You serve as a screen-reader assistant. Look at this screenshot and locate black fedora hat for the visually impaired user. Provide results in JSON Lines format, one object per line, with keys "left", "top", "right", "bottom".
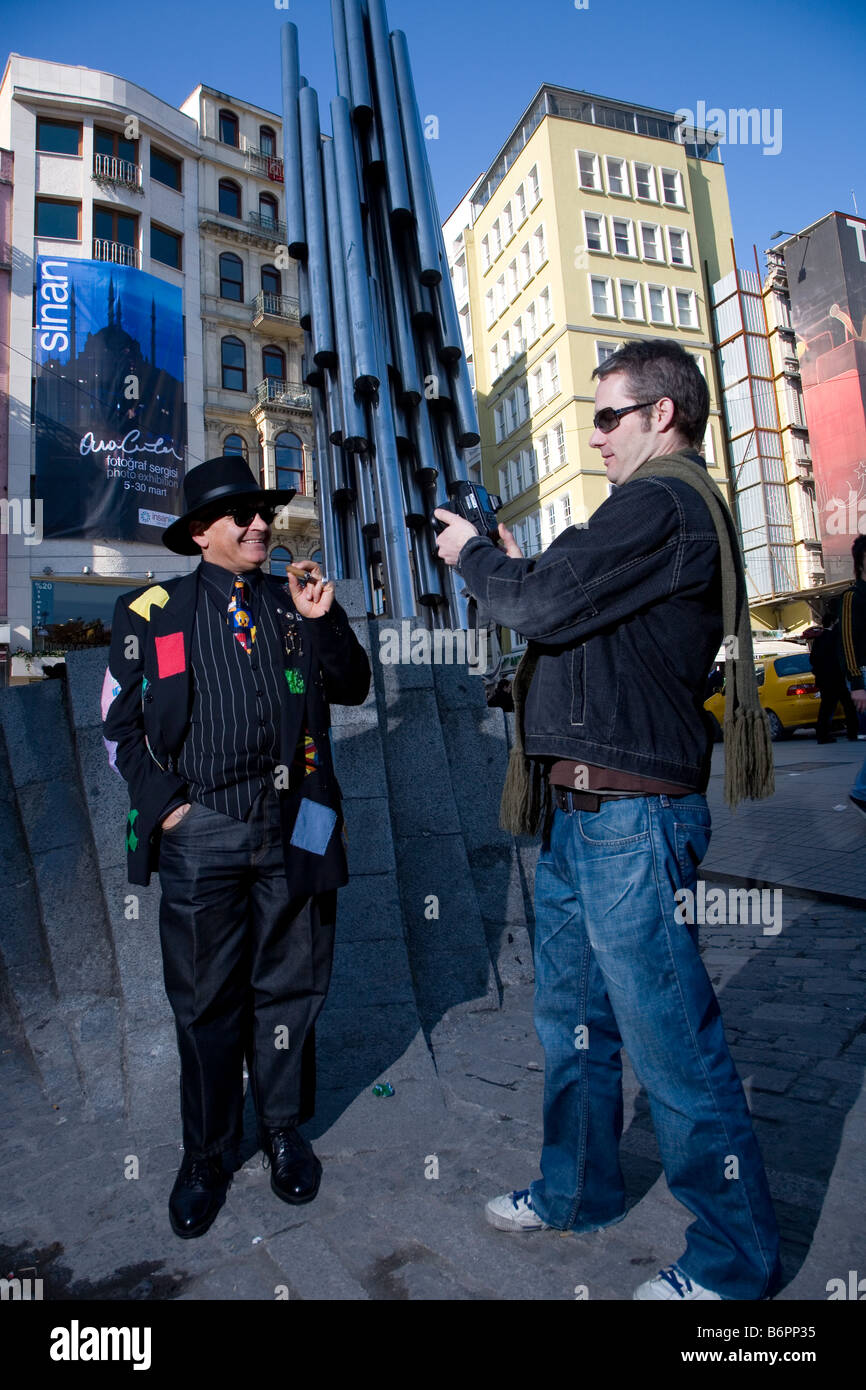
{"left": 162, "top": 455, "right": 297, "bottom": 556}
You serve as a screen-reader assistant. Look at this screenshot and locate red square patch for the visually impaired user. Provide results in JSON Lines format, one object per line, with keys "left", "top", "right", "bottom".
{"left": 155, "top": 632, "right": 186, "bottom": 679}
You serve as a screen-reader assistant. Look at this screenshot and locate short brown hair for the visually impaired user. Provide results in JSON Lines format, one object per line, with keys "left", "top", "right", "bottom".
{"left": 593, "top": 339, "right": 710, "bottom": 448}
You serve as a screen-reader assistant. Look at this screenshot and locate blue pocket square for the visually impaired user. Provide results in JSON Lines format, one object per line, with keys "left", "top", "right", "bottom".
{"left": 290, "top": 799, "right": 338, "bottom": 856}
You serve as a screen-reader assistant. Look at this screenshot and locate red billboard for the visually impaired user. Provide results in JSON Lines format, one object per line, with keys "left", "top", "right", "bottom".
{"left": 784, "top": 213, "right": 866, "bottom": 584}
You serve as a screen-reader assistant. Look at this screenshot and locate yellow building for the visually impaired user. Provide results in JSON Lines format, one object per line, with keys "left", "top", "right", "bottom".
{"left": 445, "top": 85, "right": 736, "bottom": 651}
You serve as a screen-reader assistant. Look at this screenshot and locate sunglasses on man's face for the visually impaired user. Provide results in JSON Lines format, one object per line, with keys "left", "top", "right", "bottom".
{"left": 224, "top": 503, "right": 278, "bottom": 527}
{"left": 592, "top": 400, "right": 660, "bottom": 434}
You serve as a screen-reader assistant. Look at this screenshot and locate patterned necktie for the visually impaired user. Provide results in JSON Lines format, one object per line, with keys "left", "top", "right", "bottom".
{"left": 228, "top": 576, "right": 256, "bottom": 653}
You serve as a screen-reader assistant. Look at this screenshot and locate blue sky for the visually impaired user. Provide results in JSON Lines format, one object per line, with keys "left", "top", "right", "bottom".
{"left": 4, "top": 0, "right": 865, "bottom": 262}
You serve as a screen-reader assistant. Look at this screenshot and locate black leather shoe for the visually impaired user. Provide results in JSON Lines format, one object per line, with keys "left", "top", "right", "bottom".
{"left": 264, "top": 1126, "right": 322, "bottom": 1205}
{"left": 169, "top": 1154, "right": 230, "bottom": 1239}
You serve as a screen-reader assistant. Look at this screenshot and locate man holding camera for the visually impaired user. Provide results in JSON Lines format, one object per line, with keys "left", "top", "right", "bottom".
{"left": 104, "top": 455, "right": 370, "bottom": 1238}
{"left": 435, "top": 340, "right": 780, "bottom": 1301}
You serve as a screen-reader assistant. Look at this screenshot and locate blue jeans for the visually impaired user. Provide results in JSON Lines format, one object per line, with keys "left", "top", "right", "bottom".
{"left": 529, "top": 794, "right": 781, "bottom": 1299}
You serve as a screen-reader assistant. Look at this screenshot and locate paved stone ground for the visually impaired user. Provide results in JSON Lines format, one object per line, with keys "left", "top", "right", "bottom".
{"left": 1, "top": 742, "right": 864, "bottom": 1301}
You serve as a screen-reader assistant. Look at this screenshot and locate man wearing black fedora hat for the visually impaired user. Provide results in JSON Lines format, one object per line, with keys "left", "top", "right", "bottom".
{"left": 103, "top": 455, "right": 370, "bottom": 1238}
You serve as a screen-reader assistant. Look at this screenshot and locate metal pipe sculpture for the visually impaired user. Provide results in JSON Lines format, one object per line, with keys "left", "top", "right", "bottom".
{"left": 280, "top": 6, "right": 480, "bottom": 621}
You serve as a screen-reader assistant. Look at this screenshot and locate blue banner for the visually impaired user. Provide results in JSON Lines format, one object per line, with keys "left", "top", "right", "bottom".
{"left": 34, "top": 257, "right": 185, "bottom": 542}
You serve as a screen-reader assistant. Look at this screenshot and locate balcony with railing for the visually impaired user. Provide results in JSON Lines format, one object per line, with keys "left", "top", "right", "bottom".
{"left": 244, "top": 147, "right": 284, "bottom": 182}
{"left": 248, "top": 210, "right": 287, "bottom": 242}
{"left": 92, "top": 153, "right": 143, "bottom": 193}
{"left": 252, "top": 378, "right": 311, "bottom": 413}
{"left": 250, "top": 292, "right": 301, "bottom": 332}
{"left": 92, "top": 238, "right": 141, "bottom": 268}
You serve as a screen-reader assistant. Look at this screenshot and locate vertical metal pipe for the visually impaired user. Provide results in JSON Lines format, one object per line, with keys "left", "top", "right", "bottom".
{"left": 390, "top": 30, "right": 441, "bottom": 286}
{"left": 368, "top": 277, "right": 418, "bottom": 616}
{"left": 400, "top": 226, "right": 435, "bottom": 328}
{"left": 322, "top": 140, "right": 369, "bottom": 451}
{"left": 408, "top": 395, "right": 439, "bottom": 483}
{"left": 310, "top": 384, "right": 341, "bottom": 577}
{"left": 325, "top": 367, "right": 343, "bottom": 444}
{"left": 297, "top": 258, "right": 312, "bottom": 332}
{"left": 417, "top": 331, "right": 452, "bottom": 408}
{"left": 354, "top": 453, "right": 377, "bottom": 532}
{"left": 280, "top": 23, "right": 306, "bottom": 257}
{"left": 331, "top": 96, "right": 379, "bottom": 392}
{"left": 372, "top": 183, "right": 422, "bottom": 404}
{"left": 366, "top": 0, "right": 412, "bottom": 219}
{"left": 435, "top": 409, "right": 468, "bottom": 490}
{"left": 299, "top": 86, "right": 336, "bottom": 367}
{"left": 330, "top": 0, "right": 353, "bottom": 105}
{"left": 449, "top": 358, "right": 481, "bottom": 447}
{"left": 343, "top": 0, "right": 373, "bottom": 124}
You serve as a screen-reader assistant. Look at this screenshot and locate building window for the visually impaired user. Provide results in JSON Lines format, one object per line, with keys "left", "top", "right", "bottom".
{"left": 539, "top": 286, "right": 552, "bottom": 329}
{"left": 527, "top": 164, "right": 540, "bottom": 206}
{"left": 526, "top": 301, "right": 538, "bottom": 342}
{"left": 501, "top": 331, "right": 511, "bottom": 366}
{"left": 485, "top": 289, "right": 495, "bottom": 328}
{"left": 530, "top": 366, "right": 545, "bottom": 411}
{"left": 490, "top": 343, "right": 500, "bottom": 380}
{"left": 275, "top": 431, "right": 304, "bottom": 492}
{"left": 660, "top": 168, "right": 683, "bottom": 206}
{"left": 151, "top": 222, "right": 181, "bottom": 269}
{"left": 546, "top": 353, "right": 561, "bottom": 398}
{"left": 495, "top": 274, "right": 507, "bottom": 316}
{"left": 515, "top": 183, "right": 527, "bottom": 224}
{"left": 224, "top": 434, "right": 247, "bottom": 457}
{"left": 36, "top": 117, "right": 82, "bottom": 156}
{"left": 221, "top": 336, "right": 247, "bottom": 391}
{"left": 94, "top": 205, "right": 137, "bottom": 248}
{"left": 151, "top": 146, "right": 182, "bottom": 190}
{"left": 611, "top": 217, "right": 634, "bottom": 256}
{"left": 269, "top": 546, "right": 295, "bottom": 576}
{"left": 560, "top": 493, "right": 572, "bottom": 529}
{"left": 640, "top": 222, "right": 662, "bottom": 260}
{"left": 494, "top": 404, "right": 504, "bottom": 443}
{"left": 667, "top": 227, "right": 690, "bottom": 267}
{"left": 533, "top": 225, "right": 547, "bottom": 270}
{"left": 538, "top": 433, "right": 551, "bottom": 475}
{"left": 481, "top": 235, "right": 491, "bottom": 272}
{"left": 618, "top": 279, "right": 643, "bottom": 320}
{"left": 590, "top": 275, "right": 614, "bottom": 316}
{"left": 675, "top": 289, "right": 698, "bottom": 328}
{"left": 219, "top": 179, "right": 242, "bottom": 219}
{"left": 503, "top": 202, "right": 514, "bottom": 243}
{"left": 513, "top": 316, "right": 525, "bottom": 355}
{"left": 648, "top": 285, "right": 670, "bottom": 325}
{"left": 518, "top": 242, "right": 532, "bottom": 287}
{"left": 578, "top": 150, "right": 600, "bottom": 191}
{"left": 219, "top": 252, "right": 244, "bottom": 301}
{"left": 605, "top": 155, "right": 628, "bottom": 196}
{"left": 554, "top": 423, "right": 567, "bottom": 468}
{"left": 263, "top": 344, "right": 286, "bottom": 380}
{"left": 259, "top": 192, "right": 279, "bottom": 228}
{"left": 219, "top": 109, "right": 239, "bottom": 146}
{"left": 545, "top": 501, "right": 557, "bottom": 544}
{"left": 633, "top": 162, "right": 656, "bottom": 200}
{"left": 584, "top": 212, "right": 607, "bottom": 253}
{"left": 507, "top": 259, "right": 519, "bottom": 301}
{"left": 517, "top": 382, "right": 530, "bottom": 423}
{"left": 260, "top": 125, "right": 277, "bottom": 157}
{"left": 498, "top": 465, "right": 511, "bottom": 503}
{"left": 596, "top": 341, "right": 619, "bottom": 366}
{"left": 491, "top": 218, "right": 502, "bottom": 258}
{"left": 261, "top": 264, "right": 281, "bottom": 296}
{"left": 34, "top": 197, "right": 80, "bottom": 240}
{"left": 95, "top": 125, "right": 137, "bottom": 165}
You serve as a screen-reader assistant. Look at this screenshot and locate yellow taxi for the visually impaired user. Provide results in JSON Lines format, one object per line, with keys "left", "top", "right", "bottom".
{"left": 704, "top": 651, "right": 845, "bottom": 742}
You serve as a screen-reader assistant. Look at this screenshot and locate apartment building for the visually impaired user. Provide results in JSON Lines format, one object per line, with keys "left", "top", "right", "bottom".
{"left": 448, "top": 84, "right": 734, "bottom": 648}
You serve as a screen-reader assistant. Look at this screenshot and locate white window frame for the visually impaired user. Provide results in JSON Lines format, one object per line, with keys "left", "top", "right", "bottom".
{"left": 530, "top": 366, "right": 545, "bottom": 411}
{"left": 539, "top": 285, "right": 552, "bottom": 330}
{"left": 498, "top": 465, "right": 511, "bottom": 503}
{"left": 481, "top": 234, "right": 491, "bottom": 273}
{"left": 660, "top": 167, "right": 684, "bottom": 207}
{"left": 544, "top": 501, "right": 557, "bottom": 546}
{"left": 516, "top": 382, "right": 530, "bottom": 423}
{"left": 515, "top": 183, "right": 527, "bottom": 225}
{"left": 617, "top": 278, "right": 644, "bottom": 322}
{"left": 491, "top": 218, "right": 502, "bottom": 258}
{"left": 519, "top": 242, "right": 532, "bottom": 287}
{"left": 589, "top": 274, "right": 615, "bottom": 317}
{"left": 507, "top": 258, "right": 519, "bottom": 302}
{"left": 560, "top": 491, "right": 572, "bottom": 529}
{"left": 501, "top": 330, "right": 511, "bottom": 365}
{"left": 513, "top": 315, "right": 525, "bottom": 356}
{"left": 605, "top": 155, "right": 630, "bottom": 197}
{"left": 494, "top": 404, "right": 504, "bottom": 443}
{"left": 527, "top": 164, "right": 540, "bottom": 207}
{"left": 577, "top": 149, "right": 601, "bottom": 191}
{"left": 533, "top": 223, "right": 548, "bottom": 271}
{"left": 503, "top": 201, "right": 514, "bottom": 243}
{"left": 490, "top": 343, "right": 500, "bottom": 379}
{"left": 595, "top": 340, "right": 619, "bottom": 367}
{"left": 583, "top": 211, "right": 608, "bottom": 254}
{"left": 538, "top": 432, "right": 551, "bottom": 475}
{"left": 632, "top": 161, "right": 657, "bottom": 201}
{"left": 647, "top": 283, "right": 671, "bottom": 325}
{"left": 666, "top": 226, "right": 691, "bottom": 268}
{"left": 526, "top": 301, "right": 538, "bottom": 343}
{"left": 525, "top": 445, "right": 538, "bottom": 485}
{"left": 674, "top": 287, "right": 698, "bottom": 329}
{"left": 640, "top": 221, "right": 663, "bottom": 262}
{"left": 546, "top": 352, "right": 561, "bottom": 399}
{"left": 611, "top": 216, "right": 636, "bottom": 257}
{"left": 553, "top": 422, "right": 567, "bottom": 469}
{"left": 485, "top": 288, "right": 495, "bottom": 328}
{"left": 495, "top": 273, "right": 507, "bottom": 316}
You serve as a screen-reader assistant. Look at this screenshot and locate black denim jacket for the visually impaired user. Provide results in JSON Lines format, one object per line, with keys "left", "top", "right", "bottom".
{"left": 458, "top": 458, "right": 723, "bottom": 791}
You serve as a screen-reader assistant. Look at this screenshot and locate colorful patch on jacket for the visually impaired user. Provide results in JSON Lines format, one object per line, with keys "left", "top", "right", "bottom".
{"left": 293, "top": 731, "right": 319, "bottom": 777}
{"left": 155, "top": 631, "right": 186, "bottom": 679}
{"left": 126, "top": 809, "right": 140, "bottom": 853}
{"left": 129, "top": 585, "right": 170, "bottom": 621}
{"left": 100, "top": 668, "right": 122, "bottom": 773}
{"left": 289, "top": 799, "right": 337, "bottom": 856}
{"left": 285, "top": 668, "right": 305, "bottom": 695}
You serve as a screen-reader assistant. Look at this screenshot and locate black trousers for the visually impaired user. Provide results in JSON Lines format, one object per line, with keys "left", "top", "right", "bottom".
{"left": 815, "top": 674, "right": 860, "bottom": 741}
{"left": 157, "top": 783, "right": 337, "bottom": 1158}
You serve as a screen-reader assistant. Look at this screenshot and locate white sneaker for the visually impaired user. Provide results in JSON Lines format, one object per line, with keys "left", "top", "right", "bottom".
{"left": 634, "top": 1265, "right": 722, "bottom": 1300}
{"left": 485, "top": 1188, "right": 549, "bottom": 1232}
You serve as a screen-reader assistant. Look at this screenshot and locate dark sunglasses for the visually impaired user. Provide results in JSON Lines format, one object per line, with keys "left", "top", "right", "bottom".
{"left": 593, "top": 400, "right": 659, "bottom": 434}
{"left": 224, "top": 502, "right": 278, "bottom": 527}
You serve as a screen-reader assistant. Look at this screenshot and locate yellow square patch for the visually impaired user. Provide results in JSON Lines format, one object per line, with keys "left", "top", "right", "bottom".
{"left": 129, "top": 585, "right": 171, "bottom": 621}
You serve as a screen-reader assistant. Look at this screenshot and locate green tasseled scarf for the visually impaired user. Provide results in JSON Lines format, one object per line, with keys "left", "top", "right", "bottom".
{"left": 499, "top": 450, "right": 775, "bottom": 835}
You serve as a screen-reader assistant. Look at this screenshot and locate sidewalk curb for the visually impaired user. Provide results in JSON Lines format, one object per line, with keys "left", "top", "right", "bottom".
{"left": 699, "top": 870, "right": 865, "bottom": 912}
